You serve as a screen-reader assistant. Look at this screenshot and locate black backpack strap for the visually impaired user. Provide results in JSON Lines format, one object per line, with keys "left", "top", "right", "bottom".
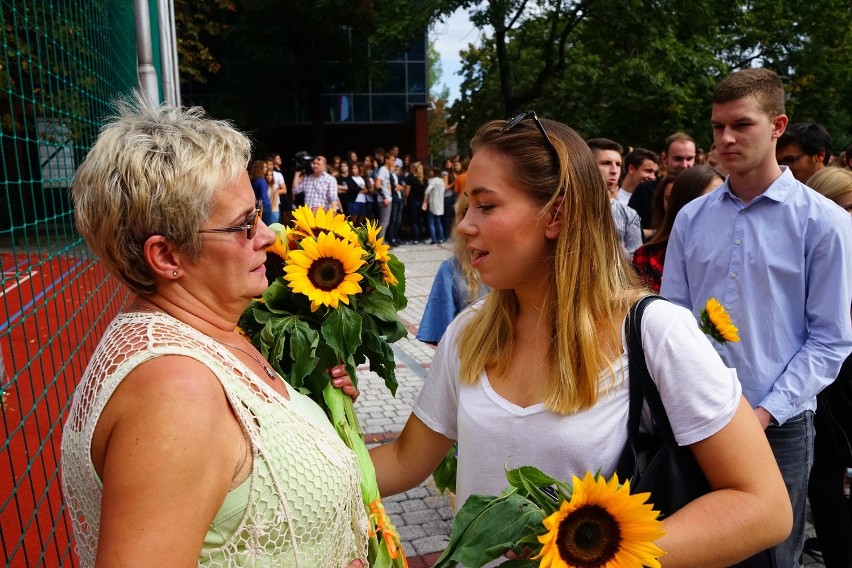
{"left": 624, "top": 294, "right": 676, "bottom": 445}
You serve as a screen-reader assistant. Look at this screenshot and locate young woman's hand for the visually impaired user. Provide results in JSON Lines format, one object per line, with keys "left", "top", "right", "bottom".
{"left": 330, "top": 365, "right": 359, "bottom": 401}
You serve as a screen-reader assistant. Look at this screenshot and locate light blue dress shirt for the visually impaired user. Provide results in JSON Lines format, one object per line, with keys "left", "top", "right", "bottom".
{"left": 661, "top": 167, "right": 852, "bottom": 425}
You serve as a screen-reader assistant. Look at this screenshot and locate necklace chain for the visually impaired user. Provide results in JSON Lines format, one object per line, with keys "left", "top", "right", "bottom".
{"left": 128, "top": 303, "right": 277, "bottom": 382}
{"left": 218, "top": 339, "right": 277, "bottom": 381}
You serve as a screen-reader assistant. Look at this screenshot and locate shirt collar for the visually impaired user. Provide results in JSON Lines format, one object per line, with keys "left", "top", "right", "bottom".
{"left": 719, "top": 166, "right": 797, "bottom": 205}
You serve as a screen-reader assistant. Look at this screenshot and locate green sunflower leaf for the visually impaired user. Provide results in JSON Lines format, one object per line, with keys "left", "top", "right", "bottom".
{"left": 288, "top": 318, "right": 319, "bottom": 381}
{"left": 432, "top": 447, "right": 457, "bottom": 495}
{"left": 433, "top": 491, "right": 544, "bottom": 568}
{"left": 360, "top": 289, "right": 400, "bottom": 322}
{"left": 387, "top": 255, "right": 407, "bottom": 310}
{"left": 321, "top": 304, "right": 363, "bottom": 361}
{"left": 505, "top": 466, "right": 563, "bottom": 515}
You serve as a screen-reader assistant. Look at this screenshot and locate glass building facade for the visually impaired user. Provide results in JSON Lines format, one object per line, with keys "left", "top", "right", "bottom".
{"left": 292, "top": 34, "right": 428, "bottom": 124}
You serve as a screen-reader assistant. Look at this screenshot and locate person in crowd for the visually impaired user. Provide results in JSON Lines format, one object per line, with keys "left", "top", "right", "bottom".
{"left": 662, "top": 68, "right": 852, "bottom": 566}
{"left": 374, "top": 154, "right": 396, "bottom": 240}
{"left": 648, "top": 174, "right": 677, "bottom": 235}
{"left": 587, "top": 138, "right": 643, "bottom": 257}
{"left": 264, "top": 168, "right": 285, "bottom": 225}
{"left": 452, "top": 158, "right": 468, "bottom": 196}
{"left": 628, "top": 132, "right": 697, "bottom": 238}
{"left": 61, "top": 96, "right": 368, "bottom": 567}
{"left": 633, "top": 166, "right": 723, "bottom": 292}
{"left": 335, "top": 161, "right": 352, "bottom": 216}
{"left": 389, "top": 146, "right": 403, "bottom": 169}
{"left": 845, "top": 144, "right": 852, "bottom": 170}
{"left": 808, "top": 166, "right": 852, "bottom": 214}
{"left": 370, "top": 112, "right": 791, "bottom": 567}
{"left": 618, "top": 148, "right": 659, "bottom": 206}
{"left": 362, "top": 155, "right": 378, "bottom": 222}
{"left": 404, "top": 162, "right": 427, "bottom": 244}
{"left": 776, "top": 122, "right": 833, "bottom": 183}
{"left": 441, "top": 157, "right": 457, "bottom": 238}
{"left": 268, "top": 153, "right": 291, "bottom": 224}
{"left": 249, "top": 159, "right": 272, "bottom": 225}
{"left": 387, "top": 163, "right": 404, "bottom": 246}
{"left": 346, "top": 162, "right": 370, "bottom": 226}
{"left": 416, "top": 192, "right": 488, "bottom": 345}
{"left": 347, "top": 150, "right": 359, "bottom": 167}
{"left": 802, "top": 165, "right": 852, "bottom": 567}
{"left": 706, "top": 143, "right": 728, "bottom": 176}
{"left": 423, "top": 166, "right": 445, "bottom": 245}
{"left": 293, "top": 155, "right": 340, "bottom": 213}
{"left": 328, "top": 155, "right": 342, "bottom": 177}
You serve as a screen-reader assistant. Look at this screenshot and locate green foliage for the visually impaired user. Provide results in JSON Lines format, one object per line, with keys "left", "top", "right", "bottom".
{"left": 432, "top": 465, "right": 568, "bottom": 568}
{"left": 432, "top": 445, "right": 458, "bottom": 494}
{"left": 451, "top": 0, "right": 852, "bottom": 151}
{"left": 174, "top": 0, "right": 237, "bottom": 84}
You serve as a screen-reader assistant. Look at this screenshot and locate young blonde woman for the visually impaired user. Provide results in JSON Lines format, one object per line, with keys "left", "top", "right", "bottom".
{"left": 370, "top": 114, "right": 791, "bottom": 567}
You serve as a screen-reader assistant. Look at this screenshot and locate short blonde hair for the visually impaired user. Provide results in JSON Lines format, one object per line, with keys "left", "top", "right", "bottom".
{"left": 71, "top": 94, "right": 251, "bottom": 294}
{"left": 807, "top": 167, "right": 852, "bottom": 205}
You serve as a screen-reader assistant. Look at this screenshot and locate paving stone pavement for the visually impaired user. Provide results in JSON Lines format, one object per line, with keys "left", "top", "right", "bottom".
{"left": 355, "top": 240, "right": 826, "bottom": 567}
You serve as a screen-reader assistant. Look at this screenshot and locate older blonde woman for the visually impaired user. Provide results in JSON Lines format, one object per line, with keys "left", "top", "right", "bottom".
{"left": 61, "top": 95, "right": 367, "bottom": 567}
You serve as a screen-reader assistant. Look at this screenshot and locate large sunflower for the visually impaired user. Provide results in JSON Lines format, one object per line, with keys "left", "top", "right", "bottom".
{"left": 291, "top": 206, "right": 359, "bottom": 244}
{"left": 699, "top": 297, "right": 740, "bottom": 343}
{"left": 534, "top": 472, "right": 664, "bottom": 568}
{"left": 284, "top": 231, "right": 366, "bottom": 312}
{"left": 364, "top": 219, "right": 397, "bottom": 286}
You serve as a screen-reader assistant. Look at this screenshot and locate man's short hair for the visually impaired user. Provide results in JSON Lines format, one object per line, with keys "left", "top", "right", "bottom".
{"left": 778, "top": 123, "right": 833, "bottom": 165}
{"left": 663, "top": 132, "right": 695, "bottom": 154}
{"left": 712, "top": 67, "right": 785, "bottom": 118}
{"left": 586, "top": 138, "right": 623, "bottom": 155}
{"left": 624, "top": 148, "right": 659, "bottom": 169}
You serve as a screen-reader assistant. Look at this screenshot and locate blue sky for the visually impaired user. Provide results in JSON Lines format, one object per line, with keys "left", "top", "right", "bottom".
{"left": 429, "top": 8, "right": 480, "bottom": 104}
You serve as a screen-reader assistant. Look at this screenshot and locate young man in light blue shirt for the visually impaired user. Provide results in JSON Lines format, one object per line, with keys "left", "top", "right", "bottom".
{"left": 661, "top": 68, "right": 852, "bottom": 567}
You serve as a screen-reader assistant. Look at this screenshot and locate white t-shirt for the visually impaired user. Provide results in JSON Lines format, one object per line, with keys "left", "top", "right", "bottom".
{"left": 414, "top": 298, "right": 741, "bottom": 512}
{"left": 351, "top": 175, "right": 367, "bottom": 203}
{"left": 424, "top": 177, "right": 445, "bottom": 215}
{"left": 617, "top": 187, "right": 632, "bottom": 206}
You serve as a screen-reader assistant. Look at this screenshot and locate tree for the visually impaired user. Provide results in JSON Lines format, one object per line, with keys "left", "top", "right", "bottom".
{"left": 428, "top": 40, "right": 451, "bottom": 163}
{"left": 450, "top": 0, "right": 852, "bottom": 151}
{"left": 174, "top": 0, "right": 237, "bottom": 84}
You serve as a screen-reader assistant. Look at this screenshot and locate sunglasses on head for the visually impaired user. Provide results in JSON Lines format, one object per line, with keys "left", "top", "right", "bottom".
{"left": 500, "top": 110, "right": 556, "bottom": 154}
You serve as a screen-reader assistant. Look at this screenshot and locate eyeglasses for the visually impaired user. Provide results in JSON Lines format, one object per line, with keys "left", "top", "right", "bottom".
{"left": 199, "top": 200, "right": 263, "bottom": 240}
{"left": 501, "top": 110, "right": 556, "bottom": 154}
{"left": 778, "top": 153, "right": 805, "bottom": 166}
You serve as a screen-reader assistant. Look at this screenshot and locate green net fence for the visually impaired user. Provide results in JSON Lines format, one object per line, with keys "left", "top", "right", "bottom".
{"left": 2, "top": 1, "right": 146, "bottom": 565}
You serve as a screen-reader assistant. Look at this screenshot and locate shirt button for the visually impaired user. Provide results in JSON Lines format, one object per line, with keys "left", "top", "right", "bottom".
{"left": 731, "top": 272, "right": 737, "bottom": 279}
{"left": 735, "top": 239, "right": 742, "bottom": 245}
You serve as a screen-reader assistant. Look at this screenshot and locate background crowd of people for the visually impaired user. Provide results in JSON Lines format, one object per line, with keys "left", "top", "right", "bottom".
{"left": 251, "top": 147, "right": 470, "bottom": 246}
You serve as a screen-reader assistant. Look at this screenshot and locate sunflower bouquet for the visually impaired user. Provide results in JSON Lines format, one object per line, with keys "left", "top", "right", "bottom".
{"left": 433, "top": 467, "right": 664, "bottom": 568}
{"left": 698, "top": 297, "right": 740, "bottom": 343}
{"left": 238, "top": 207, "right": 408, "bottom": 567}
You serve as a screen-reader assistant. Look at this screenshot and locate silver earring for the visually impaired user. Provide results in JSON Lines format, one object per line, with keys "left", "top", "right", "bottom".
{"left": 172, "top": 270, "right": 178, "bottom": 277}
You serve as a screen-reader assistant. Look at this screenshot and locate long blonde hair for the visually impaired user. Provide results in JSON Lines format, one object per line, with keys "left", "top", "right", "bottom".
{"left": 452, "top": 192, "right": 484, "bottom": 303}
{"left": 457, "top": 118, "right": 645, "bottom": 414}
